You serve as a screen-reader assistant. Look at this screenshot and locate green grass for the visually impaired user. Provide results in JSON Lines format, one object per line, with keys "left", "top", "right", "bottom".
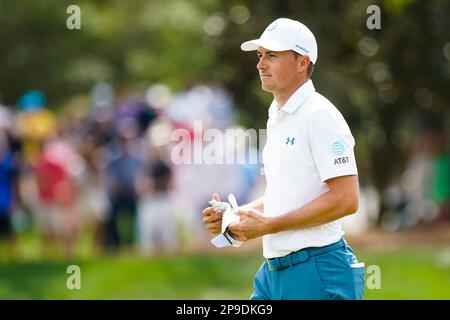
{"left": 1, "top": 246, "right": 450, "bottom": 299}
{"left": 0, "top": 253, "right": 260, "bottom": 299}
{"left": 358, "top": 247, "right": 450, "bottom": 299}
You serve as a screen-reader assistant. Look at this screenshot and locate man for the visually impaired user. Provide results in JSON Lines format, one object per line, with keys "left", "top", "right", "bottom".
{"left": 203, "top": 18, "right": 365, "bottom": 300}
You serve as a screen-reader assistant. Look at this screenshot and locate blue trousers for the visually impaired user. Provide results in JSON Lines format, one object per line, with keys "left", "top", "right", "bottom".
{"left": 250, "top": 238, "right": 365, "bottom": 300}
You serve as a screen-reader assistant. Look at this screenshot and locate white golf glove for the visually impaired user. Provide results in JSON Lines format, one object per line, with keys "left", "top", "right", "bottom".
{"left": 209, "top": 194, "right": 243, "bottom": 248}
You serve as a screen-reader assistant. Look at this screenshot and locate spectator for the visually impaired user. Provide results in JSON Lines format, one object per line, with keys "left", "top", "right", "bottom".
{"left": 33, "top": 135, "right": 80, "bottom": 259}
{"left": 102, "top": 133, "right": 143, "bottom": 250}
{"left": 136, "top": 158, "right": 177, "bottom": 255}
{"left": 0, "top": 128, "right": 21, "bottom": 261}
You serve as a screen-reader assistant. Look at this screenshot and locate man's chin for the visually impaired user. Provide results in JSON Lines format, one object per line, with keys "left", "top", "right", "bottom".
{"left": 261, "top": 84, "right": 273, "bottom": 93}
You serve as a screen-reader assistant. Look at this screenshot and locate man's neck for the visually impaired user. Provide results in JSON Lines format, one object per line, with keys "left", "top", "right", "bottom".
{"left": 274, "top": 78, "right": 308, "bottom": 108}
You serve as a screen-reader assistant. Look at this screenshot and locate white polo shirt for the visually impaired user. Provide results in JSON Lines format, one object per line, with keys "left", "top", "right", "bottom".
{"left": 262, "top": 80, "right": 358, "bottom": 258}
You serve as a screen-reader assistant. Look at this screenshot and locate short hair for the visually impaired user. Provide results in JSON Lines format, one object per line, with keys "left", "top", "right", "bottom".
{"left": 292, "top": 51, "right": 315, "bottom": 79}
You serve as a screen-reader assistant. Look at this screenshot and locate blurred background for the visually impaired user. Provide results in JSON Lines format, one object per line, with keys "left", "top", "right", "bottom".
{"left": 0, "top": 0, "right": 449, "bottom": 299}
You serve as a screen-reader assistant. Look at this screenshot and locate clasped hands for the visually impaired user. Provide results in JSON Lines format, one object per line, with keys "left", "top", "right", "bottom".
{"left": 202, "top": 193, "right": 271, "bottom": 241}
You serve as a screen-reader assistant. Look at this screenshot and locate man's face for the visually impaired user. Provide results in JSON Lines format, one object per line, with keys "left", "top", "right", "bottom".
{"left": 256, "top": 47, "right": 305, "bottom": 95}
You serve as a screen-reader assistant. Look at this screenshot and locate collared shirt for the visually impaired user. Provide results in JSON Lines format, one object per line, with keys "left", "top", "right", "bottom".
{"left": 262, "top": 80, "right": 358, "bottom": 258}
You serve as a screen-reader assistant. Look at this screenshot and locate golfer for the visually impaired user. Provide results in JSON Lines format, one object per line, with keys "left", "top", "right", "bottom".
{"left": 203, "top": 18, "right": 365, "bottom": 300}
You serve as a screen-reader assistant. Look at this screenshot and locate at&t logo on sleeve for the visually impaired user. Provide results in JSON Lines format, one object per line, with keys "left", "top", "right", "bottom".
{"left": 332, "top": 141, "right": 349, "bottom": 165}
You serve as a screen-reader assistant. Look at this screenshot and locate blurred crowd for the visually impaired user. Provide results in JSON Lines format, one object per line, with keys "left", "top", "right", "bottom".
{"left": 0, "top": 84, "right": 449, "bottom": 261}
{"left": 377, "top": 127, "right": 450, "bottom": 231}
{"left": 0, "top": 84, "right": 262, "bottom": 260}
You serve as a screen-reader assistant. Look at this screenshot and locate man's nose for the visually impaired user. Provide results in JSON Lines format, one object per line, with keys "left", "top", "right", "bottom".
{"left": 257, "top": 57, "right": 267, "bottom": 70}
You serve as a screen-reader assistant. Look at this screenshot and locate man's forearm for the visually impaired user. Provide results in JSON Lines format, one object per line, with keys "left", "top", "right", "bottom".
{"left": 241, "top": 196, "right": 264, "bottom": 213}
{"left": 268, "top": 189, "right": 358, "bottom": 234}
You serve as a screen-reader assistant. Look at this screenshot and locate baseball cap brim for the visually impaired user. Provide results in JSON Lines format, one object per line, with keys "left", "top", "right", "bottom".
{"left": 241, "top": 38, "right": 291, "bottom": 52}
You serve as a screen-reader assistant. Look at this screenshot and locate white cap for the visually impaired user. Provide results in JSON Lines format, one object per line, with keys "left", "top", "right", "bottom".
{"left": 241, "top": 18, "right": 318, "bottom": 64}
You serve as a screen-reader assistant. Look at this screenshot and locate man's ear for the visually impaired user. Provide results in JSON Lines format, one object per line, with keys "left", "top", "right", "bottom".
{"left": 298, "top": 55, "right": 310, "bottom": 73}
{"left": 303, "top": 56, "right": 311, "bottom": 67}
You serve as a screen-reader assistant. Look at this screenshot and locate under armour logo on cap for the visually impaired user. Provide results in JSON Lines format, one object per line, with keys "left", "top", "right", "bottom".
{"left": 266, "top": 21, "right": 278, "bottom": 31}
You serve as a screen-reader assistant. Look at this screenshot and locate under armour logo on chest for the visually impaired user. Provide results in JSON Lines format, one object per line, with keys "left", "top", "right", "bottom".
{"left": 286, "top": 137, "right": 295, "bottom": 145}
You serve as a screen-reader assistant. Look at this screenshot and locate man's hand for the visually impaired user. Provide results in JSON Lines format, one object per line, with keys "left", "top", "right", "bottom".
{"left": 202, "top": 193, "right": 224, "bottom": 235}
{"left": 228, "top": 208, "right": 271, "bottom": 241}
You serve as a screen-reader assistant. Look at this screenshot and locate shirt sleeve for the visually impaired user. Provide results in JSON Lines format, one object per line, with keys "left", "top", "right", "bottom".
{"left": 307, "top": 109, "right": 358, "bottom": 182}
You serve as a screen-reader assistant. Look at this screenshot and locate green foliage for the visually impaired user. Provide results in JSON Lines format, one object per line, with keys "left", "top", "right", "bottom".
{"left": 0, "top": 0, "right": 218, "bottom": 104}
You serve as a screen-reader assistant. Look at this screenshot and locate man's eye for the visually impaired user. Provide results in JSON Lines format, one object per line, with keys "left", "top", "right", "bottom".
{"left": 269, "top": 54, "right": 276, "bottom": 57}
